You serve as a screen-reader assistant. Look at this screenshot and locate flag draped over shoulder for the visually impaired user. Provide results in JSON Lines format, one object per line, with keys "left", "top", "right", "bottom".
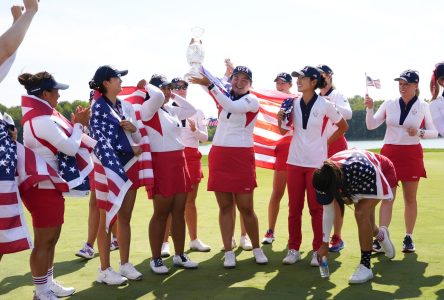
{"left": 200, "top": 66, "right": 298, "bottom": 170}
{"left": 330, "top": 149, "right": 393, "bottom": 202}
{"left": 117, "top": 87, "right": 154, "bottom": 194}
{"left": 89, "top": 96, "right": 135, "bottom": 230}
{"left": 20, "top": 95, "right": 96, "bottom": 197}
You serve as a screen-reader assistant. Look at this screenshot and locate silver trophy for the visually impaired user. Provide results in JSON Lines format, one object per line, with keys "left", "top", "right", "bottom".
{"left": 184, "top": 27, "right": 205, "bottom": 82}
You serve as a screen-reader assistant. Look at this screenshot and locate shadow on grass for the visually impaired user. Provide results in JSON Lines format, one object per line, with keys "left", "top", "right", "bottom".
{"left": 0, "top": 257, "right": 90, "bottom": 296}
{"left": 335, "top": 253, "right": 444, "bottom": 300}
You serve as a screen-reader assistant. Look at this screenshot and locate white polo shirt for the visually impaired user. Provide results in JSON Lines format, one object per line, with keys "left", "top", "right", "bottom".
{"left": 180, "top": 109, "right": 208, "bottom": 148}
{"left": 0, "top": 52, "right": 16, "bottom": 83}
{"left": 321, "top": 88, "right": 352, "bottom": 137}
{"left": 209, "top": 85, "right": 259, "bottom": 147}
{"left": 141, "top": 84, "right": 197, "bottom": 152}
{"left": 366, "top": 98, "right": 438, "bottom": 144}
{"left": 430, "top": 96, "right": 444, "bottom": 136}
{"left": 287, "top": 95, "right": 342, "bottom": 168}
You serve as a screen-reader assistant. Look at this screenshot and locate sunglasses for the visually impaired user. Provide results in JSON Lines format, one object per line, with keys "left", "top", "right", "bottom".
{"left": 174, "top": 85, "right": 188, "bottom": 90}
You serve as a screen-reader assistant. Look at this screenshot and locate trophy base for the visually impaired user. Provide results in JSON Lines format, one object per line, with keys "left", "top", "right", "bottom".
{"left": 184, "top": 71, "right": 203, "bottom": 83}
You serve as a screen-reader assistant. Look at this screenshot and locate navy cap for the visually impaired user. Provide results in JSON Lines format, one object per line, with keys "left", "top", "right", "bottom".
{"left": 274, "top": 72, "right": 292, "bottom": 83}
{"left": 291, "top": 66, "right": 321, "bottom": 79}
{"left": 27, "top": 76, "right": 69, "bottom": 95}
{"left": 92, "top": 65, "right": 128, "bottom": 86}
{"left": 315, "top": 189, "right": 334, "bottom": 205}
{"left": 435, "top": 63, "right": 444, "bottom": 79}
{"left": 232, "top": 66, "right": 253, "bottom": 81}
{"left": 149, "top": 74, "right": 172, "bottom": 88}
{"left": 172, "top": 77, "right": 189, "bottom": 87}
{"left": 394, "top": 69, "right": 419, "bottom": 83}
{"left": 317, "top": 64, "right": 334, "bottom": 75}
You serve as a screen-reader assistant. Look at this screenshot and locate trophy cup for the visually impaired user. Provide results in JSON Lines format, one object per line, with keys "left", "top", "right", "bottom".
{"left": 184, "top": 26, "right": 205, "bottom": 82}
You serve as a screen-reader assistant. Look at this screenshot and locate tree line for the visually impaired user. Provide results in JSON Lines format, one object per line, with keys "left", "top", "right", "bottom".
{"left": 1, "top": 95, "right": 385, "bottom": 143}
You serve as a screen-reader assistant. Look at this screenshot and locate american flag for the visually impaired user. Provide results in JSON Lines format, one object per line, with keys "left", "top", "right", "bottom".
{"left": 117, "top": 87, "right": 154, "bottom": 194}
{"left": 329, "top": 149, "right": 393, "bottom": 202}
{"left": 0, "top": 116, "right": 32, "bottom": 254}
{"left": 200, "top": 67, "right": 299, "bottom": 169}
{"left": 89, "top": 97, "right": 135, "bottom": 230}
{"left": 366, "top": 75, "right": 381, "bottom": 89}
{"left": 21, "top": 95, "right": 95, "bottom": 197}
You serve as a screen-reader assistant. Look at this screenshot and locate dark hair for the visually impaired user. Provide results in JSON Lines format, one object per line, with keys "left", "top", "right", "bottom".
{"left": 18, "top": 72, "right": 53, "bottom": 97}
{"left": 89, "top": 79, "right": 107, "bottom": 94}
{"left": 313, "top": 75, "right": 327, "bottom": 90}
{"left": 312, "top": 160, "right": 347, "bottom": 216}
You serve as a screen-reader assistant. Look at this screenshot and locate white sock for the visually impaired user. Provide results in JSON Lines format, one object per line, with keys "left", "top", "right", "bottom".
{"left": 33, "top": 274, "right": 48, "bottom": 294}
{"left": 47, "top": 266, "right": 54, "bottom": 284}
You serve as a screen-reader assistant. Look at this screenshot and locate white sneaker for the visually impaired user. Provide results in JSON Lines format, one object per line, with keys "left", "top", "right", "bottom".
{"left": 224, "top": 251, "right": 236, "bottom": 269}
{"left": 150, "top": 258, "right": 169, "bottom": 275}
{"left": 349, "top": 264, "right": 374, "bottom": 284}
{"left": 310, "top": 251, "right": 319, "bottom": 267}
{"left": 189, "top": 239, "right": 211, "bottom": 252}
{"left": 378, "top": 227, "right": 395, "bottom": 259}
{"left": 49, "top": 279, "right": 75, "bottom": 297}
{"left": 75, "top": 243, "right": 94, "bottom": 260}
{"left": 161, "top": 242, "right": 171, "bottom": 258}
{"left": 240, "top": 235, "right": 253, "bottom": 251}
{"left": 119, "top": 262, "right": 143, "bottom": 280}
{"left": 96, "top": 267, "right": 128, "bottom": 285}
{"left": 110, "top": 237, "right": 119, "bottom": 251}
{"left": 220, "top": 237, "right": 237, "bottom": 251}
{"left": 34, "top": 289, "right": 58, "bottom": 300}
{"left": 252, "top": 248, "right": 268, "bottom": 265}
{"left": 282, "top": 249, "right": 301, "bottom": 265}
{"left": 173, "top": 254, "right": 199, "bottom": 269}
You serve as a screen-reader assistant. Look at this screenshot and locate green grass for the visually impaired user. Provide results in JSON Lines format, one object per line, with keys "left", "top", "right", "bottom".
{"left": 1, "top": 152, "right": 444, "bottom": 299}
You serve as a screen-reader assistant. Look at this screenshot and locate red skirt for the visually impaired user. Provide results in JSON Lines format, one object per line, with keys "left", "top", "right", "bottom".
{"left": 208, "top": 146, "right": 257, "bottom": 193}
{"left": 275, "top": 137, "right": 291, "bottom": 171}
{"left": 381, "top": 144, "right": 426, "bottom": 182}
{"left": 125, "top": 161, "right": 140, "bottom": 190}
{"left": 378, "top": 154, "right": 398, "bottom": 188}
{"left": 184, "top": 147, "right": 204, "bottom": 185}
{"left": 21, "top": 186, "right": 65, "bottom": 228}
{"left": 150, "top": 150, "right": 192, "bottom": 198}
{"left": 328, "top": 135, "right": 348, "bottom": 158}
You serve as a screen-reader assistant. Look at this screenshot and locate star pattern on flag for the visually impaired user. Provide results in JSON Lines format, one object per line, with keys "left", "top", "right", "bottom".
{"left": 0, "top": 120, "right": 17, "bottom": 181}
{"left": 342, "top": 152, "right": 377, "bottom": 195}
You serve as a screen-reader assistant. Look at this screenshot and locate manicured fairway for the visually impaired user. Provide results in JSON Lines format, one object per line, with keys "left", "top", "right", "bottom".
{"left": 1, "top": 151, "right": 443, "bottom": 299}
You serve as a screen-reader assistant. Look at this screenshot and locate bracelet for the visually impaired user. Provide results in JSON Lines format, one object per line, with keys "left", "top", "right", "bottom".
{"left": 419, "top": 129, "right": 425, "bottom": 138}
{"left": 207, "top": 83, "right": 215, "bottom": 91}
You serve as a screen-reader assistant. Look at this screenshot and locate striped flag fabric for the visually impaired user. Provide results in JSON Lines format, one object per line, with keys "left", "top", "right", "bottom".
{"left": 250, "top": 89, "right": 297, "bottom": 169}
{"left": 0, "top": 117, "right": 32, "bottom": 254}
{"left": 200, "top": 66, "right": 299, "bottom": 170}
{"left": 366, "top": 75, "right": 381, "bottom": 89}
{"left": 117, "top": 87, "right": 154, "bottom": 195}
{"left": 89, "top": 97, "right": 135, "bottom": 230}
{"left": 329, "top": 149, "right": 393, "bottom": 201}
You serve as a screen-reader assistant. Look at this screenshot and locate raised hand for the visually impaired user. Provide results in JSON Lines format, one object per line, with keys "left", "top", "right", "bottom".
{"left": 72, "top": 105, "right": 91, "bottom": 126}
{"left": 364, "top": 94, "right": 374, "bottom": 109}
{"left": 189, "top": 74, "right": 211, "bottom": 87}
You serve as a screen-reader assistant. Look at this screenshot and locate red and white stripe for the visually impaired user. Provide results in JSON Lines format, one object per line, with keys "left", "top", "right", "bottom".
{"left": 0, "top": 181, "right": 32, "bottom": 254}
{"left": 118, "top": 87, "right": 154, "bottom": 195}
{"left": 250, "top": 89, "right": 299, "bottom": 170}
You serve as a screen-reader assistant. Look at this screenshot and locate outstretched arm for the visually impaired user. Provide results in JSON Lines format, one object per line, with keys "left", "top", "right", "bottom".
{"left": 0, "top": 0, "right": 39, "bottom": 65}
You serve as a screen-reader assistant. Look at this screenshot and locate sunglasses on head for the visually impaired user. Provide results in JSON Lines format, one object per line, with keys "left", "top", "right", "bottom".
{"left": 174, "top": 85, "right": 188, "bottom": 90}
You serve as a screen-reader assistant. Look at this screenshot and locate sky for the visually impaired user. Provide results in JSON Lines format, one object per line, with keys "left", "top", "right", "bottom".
{"left": 0, "top": 0, "right": 443, "bottom": 117}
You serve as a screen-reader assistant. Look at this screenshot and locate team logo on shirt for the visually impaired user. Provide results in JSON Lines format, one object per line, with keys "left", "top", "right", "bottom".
{"left": 313, "top": 110, "right": 319, "bottom": 117}
{"left": 412, "top": 108, "right": 418, "bottom": 115}
{"left": 245, "top": 97, "right": 251, "bottom": 104}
